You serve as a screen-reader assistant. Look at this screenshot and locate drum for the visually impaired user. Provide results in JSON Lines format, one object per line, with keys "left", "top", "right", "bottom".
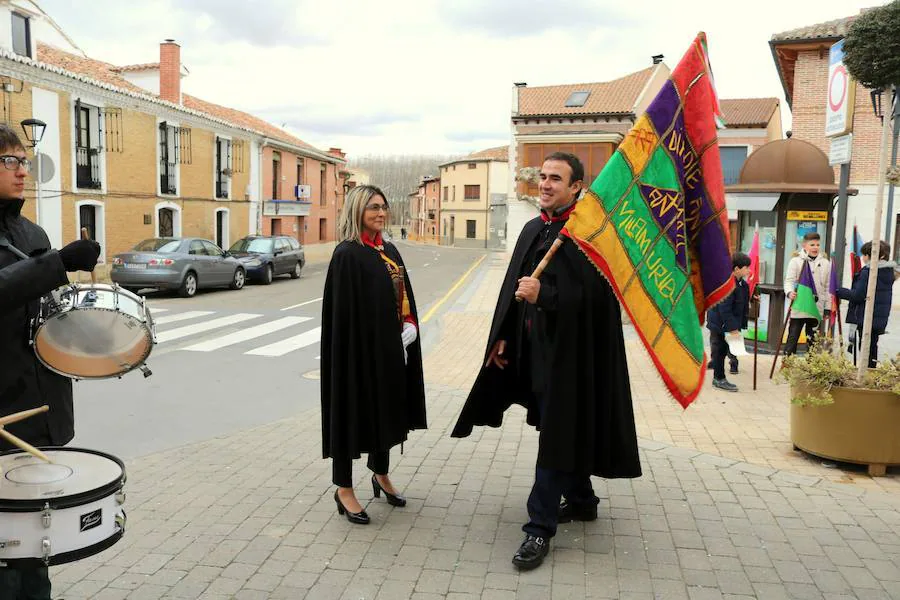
{"left": 32, "top": 283, "right": 155, "bottom": 379}
{"left": 0, "top": 448, "right": 126, "bottom": 567}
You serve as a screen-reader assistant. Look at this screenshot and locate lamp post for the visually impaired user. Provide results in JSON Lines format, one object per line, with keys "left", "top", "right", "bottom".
{"left": 871, "top": 88, "right": 900, "bottom": 243}
{"left": 20, "top": 118, "right": 47, "bottom": 226}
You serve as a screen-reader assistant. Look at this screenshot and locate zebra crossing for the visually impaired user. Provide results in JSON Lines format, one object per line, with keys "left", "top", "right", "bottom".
{"left": 148, "top": 307, "right": 321, "bottom": 357}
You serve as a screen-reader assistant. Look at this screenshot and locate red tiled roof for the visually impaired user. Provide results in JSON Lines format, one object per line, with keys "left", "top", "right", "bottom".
{"left": 515, "top": 66, "right": 657, "bottom": 117}
{"left": 465, "top": 145, "right": 508, "bottom": 161}
{"left": 771, "top": 14, "right": 858, "bottom": 42}
{"left": 112, "top": 62, "right": 159, "bottom": 72}
{"left": 35, "top": 43, "right": 331, "bottom": 158}
{"left": 720, "top": 98, "right": 779, "bottom": 127}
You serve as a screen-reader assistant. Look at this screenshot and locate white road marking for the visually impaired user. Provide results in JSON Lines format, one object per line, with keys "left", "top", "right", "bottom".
{"left": 245, "top": 327, "right": 322, "bottom": 357}
{"left": 153, "top": 311, "right": 215, "bottom": 325}
{"left": 183, "top": 317, "right": 312, "bottom": 352}
{"left": 156, "top": 313, "right": 261, "bottom": 344}
{"left": 280, "top": 297, "right": 323, "bottom": 311}
{"left": 149, "top": 307, "right": 169, "bottom": 314}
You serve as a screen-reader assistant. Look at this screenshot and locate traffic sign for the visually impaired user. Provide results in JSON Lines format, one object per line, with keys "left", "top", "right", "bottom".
{"left": 825, "top": 40, "right": 856, "bottom": 137}
{"left": 829, "top": 133, "right": 853, "bottom": 165}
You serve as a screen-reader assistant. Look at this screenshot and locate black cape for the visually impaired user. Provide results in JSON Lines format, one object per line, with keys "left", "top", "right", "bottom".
{"left": 451, "top": 217, "right": 641, "bottom": 478}
{"left": 321, "top": 240, "right": 426, "bottom": 460}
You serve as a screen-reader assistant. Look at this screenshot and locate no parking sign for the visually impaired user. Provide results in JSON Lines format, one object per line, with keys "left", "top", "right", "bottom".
{"left": 825, "top": 40, "right": 856, "bottom": 137}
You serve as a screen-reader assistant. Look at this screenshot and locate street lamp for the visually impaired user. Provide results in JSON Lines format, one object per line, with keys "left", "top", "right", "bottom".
{"left": 875, "top": 87, "right": 900, "bottom": 242}
{"left": 20, "top": 118, "right": 47, "bottom": 227}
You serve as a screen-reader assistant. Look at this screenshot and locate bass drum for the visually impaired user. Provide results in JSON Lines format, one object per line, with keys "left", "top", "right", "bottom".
{"left": 0, "top": 448, "right": 126, "bottom": 567}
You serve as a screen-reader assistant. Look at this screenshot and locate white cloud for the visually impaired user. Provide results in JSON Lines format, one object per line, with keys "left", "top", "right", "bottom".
{"left": 40, "top": 0, "right": 882, "bottom": 158}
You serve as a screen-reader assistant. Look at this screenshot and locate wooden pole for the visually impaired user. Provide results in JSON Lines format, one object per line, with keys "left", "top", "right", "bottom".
{"left": 858, "top": 85, "right": 895, "bottom": 375}
{"left": 753, "top": 317, "right": 759, "bottom": 391}
{"left": 770, "top": 299, "right": 794, "bottom": 379}
{"left": 515, "top": 234, "right": 565, "bottom": 302}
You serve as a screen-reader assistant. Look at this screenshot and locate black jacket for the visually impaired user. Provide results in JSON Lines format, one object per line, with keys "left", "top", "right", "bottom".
{"left": 0, "top": 198, "right": 73, "bottom": 448}
{"left": 838, "top": 263, "right": 895, "bottom": 335}
{"left": 451, "top": 216, "right": 641, "bottom": 478}
{"left": 706, "top": 277, "right": 749, "bottom": 333}
{"left": 320, "top": 240, "right": 426, "bottom": 460}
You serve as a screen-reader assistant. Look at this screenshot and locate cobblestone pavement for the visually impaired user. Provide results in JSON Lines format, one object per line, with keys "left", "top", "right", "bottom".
{"left": 51, "top": 252, "right": 900, "bottom": 599}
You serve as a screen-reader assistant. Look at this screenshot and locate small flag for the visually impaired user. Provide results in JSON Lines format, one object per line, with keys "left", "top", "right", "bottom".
{"left": 850, "top": 223, "right": 863, "bottom": 277}
{"left": 828, "top": 261, "right": 839, "bottom": 328}
{"left": 747, "top": 223, "right": 760, "bottom": 299}
{"left": 794, "top": 261, "right": 822, "bottom": 320}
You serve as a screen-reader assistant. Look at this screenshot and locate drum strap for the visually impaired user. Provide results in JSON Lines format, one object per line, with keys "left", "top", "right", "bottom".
{"left": 0, "top": 236, "right": 29, "bottom": 260}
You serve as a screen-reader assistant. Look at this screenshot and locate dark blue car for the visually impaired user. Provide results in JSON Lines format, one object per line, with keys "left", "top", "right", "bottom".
{"left": 228, "top": 235, "right": 305, "bottom": 284}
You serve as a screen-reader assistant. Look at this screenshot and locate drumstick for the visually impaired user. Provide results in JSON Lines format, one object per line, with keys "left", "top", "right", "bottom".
{"left": 81, "top": 227, "right": 98, "bottom": 284}
{"left": 0, "top": 428, "right": 52, "bottom": 463}
{"left": 0, "top": 405, "right": 50, "bottom": 427}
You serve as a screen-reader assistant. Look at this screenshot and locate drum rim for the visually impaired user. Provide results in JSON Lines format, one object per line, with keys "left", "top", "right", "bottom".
{"left": 33, "top": 308, "right": 154, "bottom": 380}
{"left": 0, "top": 527, "right": 124, "bottom": 568}
{"left": 0, "top": 447, "right": 126, "bottom": 512}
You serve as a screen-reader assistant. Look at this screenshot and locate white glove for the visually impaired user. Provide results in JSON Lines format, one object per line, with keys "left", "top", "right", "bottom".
{"left": 401, "top": 322, "right": 417, "bottom": 365}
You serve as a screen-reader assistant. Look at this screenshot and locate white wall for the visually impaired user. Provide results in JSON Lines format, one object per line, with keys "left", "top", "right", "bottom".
{"left": 122, "top": 71, "right": 160, "bottom": 96}
{"left": 488, "top": 161, "right": 508, "bottom": 198}
{"left": 32, "top": 86, "right": 62, "bottom": 248}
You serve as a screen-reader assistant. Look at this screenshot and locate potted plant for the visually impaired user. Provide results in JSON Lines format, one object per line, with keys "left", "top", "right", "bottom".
{"left": 780, "top": 341, "right": 900, "bottom": 476}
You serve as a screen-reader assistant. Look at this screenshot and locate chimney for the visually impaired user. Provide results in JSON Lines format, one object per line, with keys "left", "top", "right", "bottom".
{"left": 652, "top": 54, "right": 664, "bottom": 65}
{"left": 328, "top": 147, "right": 346, "bottom": 159}
{"left": 160, "top": 39, "right": 181, "bottom": 104}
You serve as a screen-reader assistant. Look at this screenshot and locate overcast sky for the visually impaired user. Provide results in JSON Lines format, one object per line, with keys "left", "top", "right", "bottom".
{"left": 40, "top": 0, "right": 880, "bottom": 159}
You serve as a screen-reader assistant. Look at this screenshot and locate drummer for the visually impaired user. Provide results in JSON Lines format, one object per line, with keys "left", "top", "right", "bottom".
{"left": 0, "top": 124, "right": 100, "bottom": 599}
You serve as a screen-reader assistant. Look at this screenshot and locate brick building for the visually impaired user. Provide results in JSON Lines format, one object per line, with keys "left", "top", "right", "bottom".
{"left": 409, "top": 175, "right": 440, "bottom": 243}
{"left": 771, "top": 10, "right": 891, "bottom": 272}
{"left": 0, "top": 3, "right": 344, "bottom": 271}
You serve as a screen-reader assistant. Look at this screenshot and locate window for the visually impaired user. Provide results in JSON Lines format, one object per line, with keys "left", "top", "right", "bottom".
{"left": 11, "top": 13, "right": 31, "bottom": 58}
{"left": 75, "top": 201, "right": 105, "bottom": 262}
{"left": 214, "top": 209, "right": 229, "bottom": 249}
{"left": 319, "top": 218, "right": 327, "bottom": 240}
{"left": 158, "top": 208, "right": 174, "bottom": 237}
{"left": 215, "top": 137, "right": 232, "bottom": 199}
{"left": 74, "top": 101, "right": 101, "bottom": 190}
{"left": 288, "top": 238, "right": 301, "bottom": 250}
{"left": 275, "top": 238, "right": 290, "bottom": 254}
{"left": 159, "top": 122, "right": 177, "bottom": 195}
{"left": 565, "top": 91, "right": 590, "bottom": 107}
{"left": 79, "top": 205, "right": 97, "bottom": 242}
{"left": 320, "top": 163, "right": 327, "bottom": 206}
{"left": 466, "top": 220, "right": 476, "bottom": 239}
{"left": 464, "top": 185, "right": 480, "bottom": 200}
{"left": 443, "top": 186, "right": 448, "bottom": 202}
{"left": 296, "top": 158, "right": 304, "bottom": 185}
{"left": 721, "top": 146, "right": 749, "bottom": 186}
{"left": 452, "top": 186, "right": 456, "bottom": 202}
{"left": 467, "top": 163, "right": 477, "bottom": 169}
{"left": 189, "top": 240, "right": 205, "bottom": 255}
{"left": 202, "top": 240, "right": 224, "bottom": 256}
{"left": 272, "top": 151, "right": 281, "bottom": 199}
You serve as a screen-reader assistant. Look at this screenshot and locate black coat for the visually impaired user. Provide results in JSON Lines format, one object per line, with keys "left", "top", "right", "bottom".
{"left": 320, "top": 240, "right": 426, "bottom": 460}
{"left": 838, "top": 263, "right": 894, "bottom": 334}
{"left": 451, "top": 217, "right": 641, "bottom": 478}
{"left": 706, "top": 277, "right": 749, "bottom": 333}
{"left": 0, "top": 198, "right": 73, "bottom": 448}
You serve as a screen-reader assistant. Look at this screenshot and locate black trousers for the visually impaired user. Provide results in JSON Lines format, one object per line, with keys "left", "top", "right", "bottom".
{"left": 853, "top": 330, "right": 881, "bottom": 368}
{"left": 332, "top": 451, "right": 389, "bottom": 488}
{"left": 0, "top": 567, "right": 51, "bottom": 600}
{"left": 709, "top": 330, "right": 728, "bottom": 380}
{"left": 523, "top": 464, "right": 598, "bottom": 539}
{"left": 784, "top": 318, "right": 818, "bottom": 356}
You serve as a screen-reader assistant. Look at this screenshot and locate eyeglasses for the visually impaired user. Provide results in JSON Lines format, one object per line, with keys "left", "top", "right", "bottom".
{"left": 365, "top": 204, "right": 389, "bottom": 213}
{"left": 0, "top": 155, "right": 31, "bottom": 172}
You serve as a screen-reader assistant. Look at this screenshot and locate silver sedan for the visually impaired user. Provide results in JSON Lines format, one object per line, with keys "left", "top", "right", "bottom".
{"left": 110, "top": 237, "right": 246, "bottom": 297}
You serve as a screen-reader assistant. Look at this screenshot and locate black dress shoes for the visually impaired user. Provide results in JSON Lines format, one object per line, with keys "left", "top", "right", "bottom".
{"left": 512, "top": 534, "right": 550, "bottom": 570}
{"left": 557, "top": 500, "right": 598, "bottom": 523}
{"left": 372, "top": 475, "right": 407, "bottom": 507}
{"left": 334, "top": 490, "right": 370, "bottom": 525}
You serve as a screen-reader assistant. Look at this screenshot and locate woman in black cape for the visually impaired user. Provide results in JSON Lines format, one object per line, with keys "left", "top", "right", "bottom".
{"left": 321, "top": 185, "right": 426, "bottom": 525}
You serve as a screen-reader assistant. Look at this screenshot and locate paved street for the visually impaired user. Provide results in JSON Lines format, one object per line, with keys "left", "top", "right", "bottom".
{"left": 41, "top": 243, "right": 900, "bottom": 599}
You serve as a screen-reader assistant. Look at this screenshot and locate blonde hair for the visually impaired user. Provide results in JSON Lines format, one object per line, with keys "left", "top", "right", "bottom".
{"left": 338, "top": 185, "right": 389, "bottom": 243}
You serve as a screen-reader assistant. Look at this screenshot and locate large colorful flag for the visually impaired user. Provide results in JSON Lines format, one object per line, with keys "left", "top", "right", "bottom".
{"left": 747, "top": 223, "right": 760, "bottom": 300}
{"left": 850, "top": 222, "right": 863, "bottom": 277}
{"left": 562, "top": 33, "right": 734, "bottom": 408}
{"left": 794, "top": 261, "right": 822, "bottom": 320}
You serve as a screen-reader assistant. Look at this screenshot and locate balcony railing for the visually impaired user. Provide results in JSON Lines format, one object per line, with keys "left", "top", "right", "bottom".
{"left": 76, "top": 146, "right": 101, "bottom": 189}
{"left": 160, "top": 163, "right": 176, "bottom": 195}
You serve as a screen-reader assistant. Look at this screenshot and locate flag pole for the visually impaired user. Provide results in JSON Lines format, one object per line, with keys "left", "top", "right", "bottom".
{"left": 753, "top": 314, "right": 759, "bottom": 390}
{"left": 769, "top": 299, "right": 793, "bottom": 379}
{"left": 515, "top": 233, "right": 565, "bottom": 302}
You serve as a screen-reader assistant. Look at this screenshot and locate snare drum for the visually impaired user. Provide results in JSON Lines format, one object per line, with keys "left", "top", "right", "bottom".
{"left": 0, "top": 448, "right": 126, "bottom": 567}
{"left": 32, "top": 283, "right": 156, "bottom": 379}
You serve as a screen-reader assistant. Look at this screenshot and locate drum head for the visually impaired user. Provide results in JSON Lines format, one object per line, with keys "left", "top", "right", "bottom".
{"left": 0, "top": 448, "right": 125, "bottom": 510}
{"left": 34, "top": 285, "right": 153, "bottom": 379}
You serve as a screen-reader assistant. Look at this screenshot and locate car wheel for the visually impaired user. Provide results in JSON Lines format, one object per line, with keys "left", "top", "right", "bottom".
{"left": 262, "top": 264, "right": 274, "bottom": 285}
{"left": 179, "top": 272, "right": 198, "bottom": 298}
{"left": 230, "top": 268, "right": 246, "bottom": 290}
{"left": 290, "top": 262, "right": 302, "bottom": 279}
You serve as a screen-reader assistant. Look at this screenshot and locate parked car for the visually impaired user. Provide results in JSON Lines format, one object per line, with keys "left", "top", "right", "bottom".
{"left": 228, "top": 235, "right": 305, "bottom": 284}
{"left": 110, "top": 237, "right": 246, "bottom": 297}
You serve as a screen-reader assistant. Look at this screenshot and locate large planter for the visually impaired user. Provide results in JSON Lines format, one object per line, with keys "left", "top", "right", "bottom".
{"left": 790, "top": 384, "right": 900, "bottom": 476}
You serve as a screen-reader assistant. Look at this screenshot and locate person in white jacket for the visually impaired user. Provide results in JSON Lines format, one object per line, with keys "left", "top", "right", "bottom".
{"left": 782, "top": 232, "right": 832, "bottom": 355}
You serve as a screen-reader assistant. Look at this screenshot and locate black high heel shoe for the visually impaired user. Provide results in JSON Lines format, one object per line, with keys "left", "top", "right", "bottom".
{"left": 334, "top": 489, "right": 370, "bottom": 524}
{"left": 372, "top": 475, "right": 407, "bottom": 507}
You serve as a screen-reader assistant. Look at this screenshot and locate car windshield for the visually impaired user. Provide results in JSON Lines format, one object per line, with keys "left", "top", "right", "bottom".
{"left": 230, "top": 238, "right": 274, "bottom": 253}
{"left": 133, "top": 239, "right": 181, "bottom": 253}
